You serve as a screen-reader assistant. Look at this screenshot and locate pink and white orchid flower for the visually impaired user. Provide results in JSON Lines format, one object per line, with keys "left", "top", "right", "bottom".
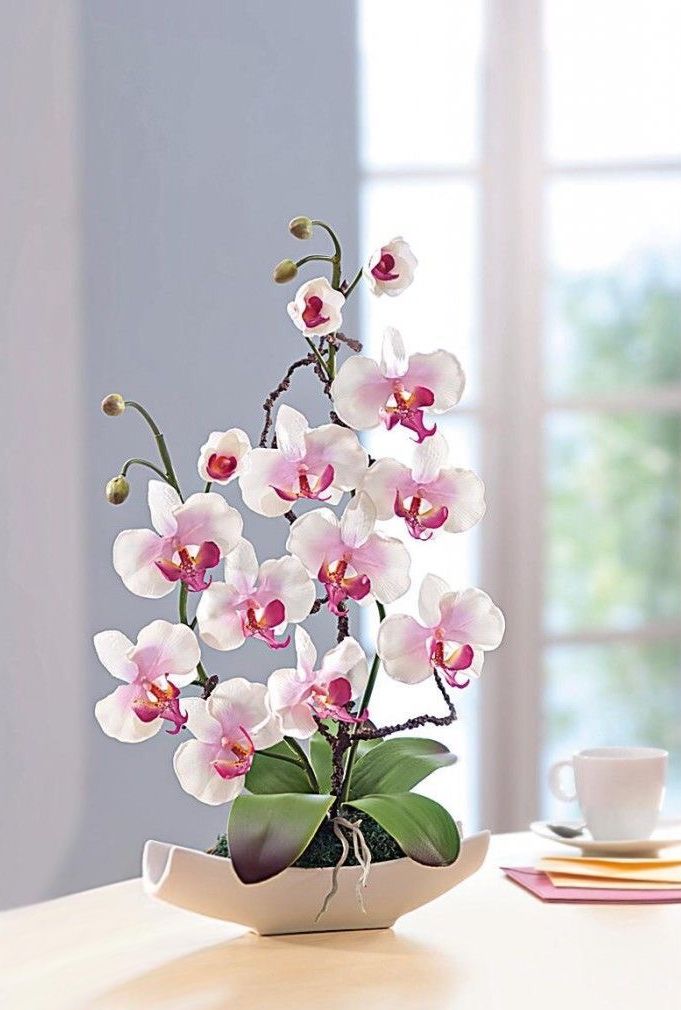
{"left": 268, "top": 627, "right": 369, "bottom": 738}
{"left": 173, "top": 679, "right": 283, "bottom": 804}
{"left": 196, "top": 538, "right": 315, "bottom": 651}
{"left": 361, "top": 432, "right": 486, "bottom": 541}
{"left": 364, "top": 236, "right": 417, "bottom": 297}
{"left": 239, "top": 404, "right": 368, "bottom": 517}
{"left": 377, "top": 574, "right": 505, "bottom": 689}
{"left": 330, "top": 327, "right": 465, "bottom": 443}
{"left": 287, "top": 276, "right": 344, "bottom": 337}
{"left": 113, "top": 481, "right": 242, "bottom": 598}
{"left": 197, "top": 428, "right": 251, "bottom": 484}
{"left": 287, "top": 492, "right": 410, "bottom": 616}
{"left": 94, "top": 620, "right": 200, "bottom": 742}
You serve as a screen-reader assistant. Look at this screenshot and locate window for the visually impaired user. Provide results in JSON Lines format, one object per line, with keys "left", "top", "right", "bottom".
{"left": 358, "top": 0, "right": 681, "bottom": 830}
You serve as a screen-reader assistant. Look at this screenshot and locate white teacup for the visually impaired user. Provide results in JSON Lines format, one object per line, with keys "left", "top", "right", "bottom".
{"left": 548, "top": 746, "right": 668, "bottom": 841}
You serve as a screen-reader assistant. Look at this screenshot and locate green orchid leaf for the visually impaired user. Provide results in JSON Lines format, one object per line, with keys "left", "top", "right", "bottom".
{"left": 245, "top": 741, "right": 312, "bottom": 795}
{"left": 348, "top": 737, "right": 457, "bottom": 800}
{"left": 309, "top": 731, "right": 334, "bottom": 793}
{"left": 348, "top": 793, "right": 460, "bottom": 867}
{"left": 228, "top": 792, "right": 334, "bottom": 884}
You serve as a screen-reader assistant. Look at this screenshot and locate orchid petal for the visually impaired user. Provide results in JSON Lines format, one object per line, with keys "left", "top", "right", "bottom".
{"left": 418, "top": 574, "right": 450, "bottom": 627}
{"left": 286, "top": 508, "right": 341, "bottom": 577}
{"left": 208, "top": 678, "right": 283, "bottom": 749}
{"left": 287, "top": 277, "right": 344, "bottom": 337}
{"left": 113, "top": 528, "right": 173, "bottom": 599}
{"left": 223, "top": 538, "right": 259, "bottom": 595}
{"left": 411, "top": 430, "right": 449, "bottom": 484}
{"left": 256, "top": 556, "right": 315, "bottom": 623}
{"left": 294, "top": 625, "right": 318, "bottom": 677}
{"left": 275, "top": 405, "right": 309, "bottom": 462}
{"left": 267, "top": 667, "right": 318, "bottom": 739}
{"left": 197, "top": 428, "right": 251, "bottom": 485}
{"left": 360, "top": 457, "right": 412, "bottom": 519}
{"left": 303, "top": 424, "right": 369, "bottom": 491}
{"left": 147, "top": 481, "right": 181, "bottom": 537}
{"left": 439, "top": 588, "right": 506, "bottom": 650}
{"left": 196, "top": 582, "right": 247, "bottom": 651}
{"left": 174, "top": 492, "right": 242, "bottom": 556}
{"left": 339, "top": 492, "right": 376, "bottom": 549}
{"left": 239, "top": 448, "right": 297, "bottom": 517}
{"left": 131, "top": 620, "right": 200, "bottom": 687}
{"left": 377, "top": 615, "right": 432, "bottom": 684}
{"left": 352, "top": 533, "right": 411, "bottom": 604}
{"left": 433, "top": 468, "right": 487, "bottom": 533}
{"left": 182, "top": 697, "right": 223, "bottom": 743}
{"left": 318, "top": 636, "right": 368, "bottom": 696}
{"left": 173, "top": 739, "right": 243, "bottom": 805}
{"left": 407, "top": 350, "right": 465, "bottom": 414}
{"left": 95, "top": 683, "right": 163, "bottom": 743}
{"left": 364, "top": 237, "right": 417, "bottom": 297}
{"left": 93, "top": 630, "right": 137, "bottom": 682}
{"left": 380, "top": 327, "right": 409, "bottom": 379}
{"left": 330, "top": 355, "right": 391, "bottom": 431}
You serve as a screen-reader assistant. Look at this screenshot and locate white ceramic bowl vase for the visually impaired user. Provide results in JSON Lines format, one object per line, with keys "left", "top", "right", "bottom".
{"left": 142, "top": 830, "right": 490, "bottom": 935}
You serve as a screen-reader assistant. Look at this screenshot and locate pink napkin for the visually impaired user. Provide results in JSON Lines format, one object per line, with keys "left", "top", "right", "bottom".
{"left": 502, "top": 867, "right": 681, "bottom": 904}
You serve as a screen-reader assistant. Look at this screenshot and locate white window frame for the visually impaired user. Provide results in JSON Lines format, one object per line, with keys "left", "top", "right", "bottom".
{"left": 360, "top": 0, "right": 681, "bottom": 830}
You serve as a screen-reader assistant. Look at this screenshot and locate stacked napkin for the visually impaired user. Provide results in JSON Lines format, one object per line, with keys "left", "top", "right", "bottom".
{"left": 503, "top": 856, "right": 681, "bottom": 903}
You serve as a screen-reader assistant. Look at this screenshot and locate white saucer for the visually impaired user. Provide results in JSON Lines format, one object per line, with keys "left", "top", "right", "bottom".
{"left": 530, "top": 820, "right": 681, "bottom": 857}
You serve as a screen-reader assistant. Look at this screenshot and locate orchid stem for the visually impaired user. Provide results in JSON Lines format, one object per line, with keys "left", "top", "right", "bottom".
{"left": 120, "top": 458, "right": 168, "bottom": 481}
{"left": 337, "top": 601, "right": 386, "bottom": 807}
{"left": 204, "top": 481, "right": 212, "bottom": 493}
{"left": 312, "top": 220, "right": 342, "bottom": 290}
{"left": 344, "top": 267, "right": 363, "bottom": 299}
{"left": 284, "top": 737, "right": 320, "bottom": 792}
{"left": 178, "top": 583, "right": 189, "bottom": 625}
{"left": 124, "top": 400, "right": 183, "bottom": 500}
{"left": 305, "top": 337, "right": 330, "bottom": 378}
{"left": 295, "top": 254, "right": 335, "bottom": 268}
{"left": 327, "top": 339, "right": 337, "bottom": 380}
{"left": 179, "top": 582, "right": 208, "bottom": 687}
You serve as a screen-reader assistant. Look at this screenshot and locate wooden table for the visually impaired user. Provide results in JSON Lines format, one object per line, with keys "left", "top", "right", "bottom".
{"left": 2, "top": 832, "right": 679, "bottom": 1009}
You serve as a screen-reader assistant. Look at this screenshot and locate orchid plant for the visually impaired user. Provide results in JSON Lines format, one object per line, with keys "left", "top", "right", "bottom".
{"left": 97, "top": 217, "right": 504, "bottom": 891}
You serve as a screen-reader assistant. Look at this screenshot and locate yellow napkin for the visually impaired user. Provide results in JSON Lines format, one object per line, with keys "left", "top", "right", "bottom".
{"left": 546, "top": 873, "right": 681, "bottom": 890}
{"left": 537, "top": 856, "right": 681, "bottom": 885}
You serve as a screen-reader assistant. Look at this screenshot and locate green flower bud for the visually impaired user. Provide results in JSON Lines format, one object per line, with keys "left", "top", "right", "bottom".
{"left": 273, "top": 258, "right": 299, "bottom": 283}
{"left": 101, "top": 393, "right": 126, "bottom": 417}
{"left": 106, "top": 475, "right": 130, "bottom": 505}
{"left": 288, "top": 216, "right": 313, "bottom": 240}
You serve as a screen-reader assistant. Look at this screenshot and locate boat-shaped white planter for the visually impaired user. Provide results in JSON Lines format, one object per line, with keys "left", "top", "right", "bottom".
{"left": 143, "top": 830, "right": 490, "bottom": 935}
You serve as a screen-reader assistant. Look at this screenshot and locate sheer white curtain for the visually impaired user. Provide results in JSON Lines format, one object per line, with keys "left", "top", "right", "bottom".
{"left": 358, "top": 0, "right": 681, "bottom": 831}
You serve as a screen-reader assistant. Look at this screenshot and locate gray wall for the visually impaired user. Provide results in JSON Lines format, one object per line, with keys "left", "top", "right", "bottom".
{"left": 1, "top": 0, "right": 358, "bottom": 907}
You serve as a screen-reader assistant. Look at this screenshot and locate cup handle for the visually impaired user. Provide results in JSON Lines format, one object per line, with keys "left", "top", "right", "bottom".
{"left": 548, "top": 759, "right": 577, "bottom": 802}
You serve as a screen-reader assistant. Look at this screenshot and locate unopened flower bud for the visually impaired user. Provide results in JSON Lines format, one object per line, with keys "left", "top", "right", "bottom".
{"left": 289, "top": 216, "right": 313, "bottom": 240}
{"left": 273, "top": 258, "right": 298, "bottom": 283}
{"left": 101, "top": 393, "right": 125, "bottom": 417}
{"left": 106, "top": 475, "right": 130, "bottom": 505}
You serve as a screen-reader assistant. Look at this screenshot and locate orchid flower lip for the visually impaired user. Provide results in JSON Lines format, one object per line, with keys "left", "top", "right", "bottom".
{"left": 155, "top": 541, "right": 220, "bottom": 592}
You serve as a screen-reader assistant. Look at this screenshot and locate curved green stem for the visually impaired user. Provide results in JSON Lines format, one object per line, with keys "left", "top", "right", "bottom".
{"left": 337, "top": 601, "right": 386, "bottom": 806}
{"left": 312, "top": 220, "right": 342, "bottom": 289}
{"left": 124, "top": 400, "right": 183, "bottom": 500}
{"left": 344, "top": 267, "right": 363, "bottom": 300}
{"left": 327, "top": 340, "right": 337, "bottom": 380}
{"left": 284, "top": 737, "right": 320, "bottom": 792}
{"left": 305, "top": 337, "right": 330, "bottom": 378}
{"left": 295, "top": 254, "right": 335, "bottom": 268}
{"left": 178, "top": 583, "right": 189, "bottom": 624}
{"left": 120, "top": 458, "right": 168, "bottom": 481}
{"left": 179, "top": 582, "right": 208, "bottom": 687}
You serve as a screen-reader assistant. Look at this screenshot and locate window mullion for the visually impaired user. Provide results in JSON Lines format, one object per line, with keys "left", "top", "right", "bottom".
{"left": 478, "top": 0, "right": 545, "bottom": 831}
